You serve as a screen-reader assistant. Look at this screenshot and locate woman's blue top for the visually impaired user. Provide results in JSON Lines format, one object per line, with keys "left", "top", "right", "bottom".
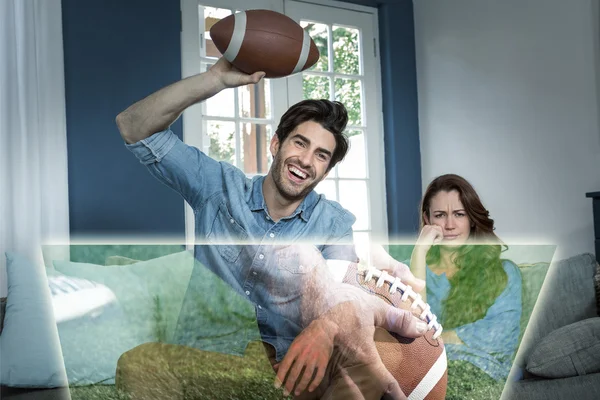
{"left": 426, "top": 260, "right": 522, "bottom": 380}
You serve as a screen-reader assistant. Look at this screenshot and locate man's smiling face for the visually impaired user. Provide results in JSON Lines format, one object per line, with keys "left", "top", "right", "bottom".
{"left": 269, "top": 120, "right": 336, "bottom": 201}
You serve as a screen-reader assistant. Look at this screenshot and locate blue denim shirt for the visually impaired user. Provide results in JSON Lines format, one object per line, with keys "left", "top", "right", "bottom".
{"left": 126, "top": 129, "right": 357, "bottom": 361}
{"left": 426, "top": 260, "right": 522, "bottom": 380}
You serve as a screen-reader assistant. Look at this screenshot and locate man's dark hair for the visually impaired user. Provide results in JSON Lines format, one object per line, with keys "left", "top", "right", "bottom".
{"left": 275, "top": 99, "right": 350, "bottom": 170}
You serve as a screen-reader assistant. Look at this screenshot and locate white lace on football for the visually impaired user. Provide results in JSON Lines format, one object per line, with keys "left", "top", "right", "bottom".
{"left": 364, "top": 267, "right": 443, "bottom": 339}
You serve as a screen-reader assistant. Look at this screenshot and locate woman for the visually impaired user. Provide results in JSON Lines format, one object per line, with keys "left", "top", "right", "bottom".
{"left": 410, "top": 174, "right": 522, "bottom": 380}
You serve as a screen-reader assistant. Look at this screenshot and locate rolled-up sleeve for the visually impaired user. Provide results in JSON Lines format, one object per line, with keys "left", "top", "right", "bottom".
{"left": 126, "top": 129, "right": 179, "bottom": 165}
{"left": 125, "top": 129, "right": 223, "bottom": 210}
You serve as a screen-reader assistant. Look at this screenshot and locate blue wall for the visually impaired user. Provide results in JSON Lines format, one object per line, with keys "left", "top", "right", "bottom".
{"left": 62, "top": 0, "right": 185, "bottom": 239}
{"left": 378, "top": 1, "right": 422, "bottom": 237}
{"left": 61, "top": 0, "right": 420, "bottom": 238}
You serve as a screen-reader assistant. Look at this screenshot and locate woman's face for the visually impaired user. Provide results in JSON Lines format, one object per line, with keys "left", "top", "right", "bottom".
{"left": 425, "top": 189, "right": 471, "bottom": 245}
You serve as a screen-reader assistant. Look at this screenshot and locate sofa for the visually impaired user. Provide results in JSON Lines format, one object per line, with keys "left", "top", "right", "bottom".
{"left": 1, "top": 246, "right": 598, "bottom": 400}
{"left": 500, "top": 253, "right": 600, "bottom": 400}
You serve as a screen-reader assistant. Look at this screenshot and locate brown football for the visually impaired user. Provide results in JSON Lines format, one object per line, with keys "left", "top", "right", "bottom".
{"left": 342, "top": 264, "right": 448, "bottom": 400}
{"left": 209, "top": 9, "right": 320, "bottom": 78}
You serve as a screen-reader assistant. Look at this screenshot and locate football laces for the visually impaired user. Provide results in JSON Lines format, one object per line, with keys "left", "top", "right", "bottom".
{"left": 362, "top": 267, "right": 443, "bottom": 340}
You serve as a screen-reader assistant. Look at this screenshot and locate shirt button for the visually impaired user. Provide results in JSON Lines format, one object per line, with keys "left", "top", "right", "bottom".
{"left": 245, "top": 290, "right": 250, "bottom": 296}
{"left": 252, "top": 271, "right": 257, "bottom": 276}
{"left": 266, "top": 215, "right": 271, "bottom": 220}
{"left": 258, "top": 254, "right": 264, "bottom": 260}
{"left": 258, "top": 305, "right": 262, "bottom": 309}
{"left": 229, "top": 218, "right": 235, "bottom": 224}
{"left": 269, "top": 233, "right": 275, "bottom": 238}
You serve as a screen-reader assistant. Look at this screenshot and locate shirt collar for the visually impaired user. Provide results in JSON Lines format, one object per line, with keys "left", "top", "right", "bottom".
{"left": 249, "top": 175, "right": 319, "bottom": 222}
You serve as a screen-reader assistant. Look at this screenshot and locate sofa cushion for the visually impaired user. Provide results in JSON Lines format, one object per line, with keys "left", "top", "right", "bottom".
{"left": 595, "top": 261, "right": 600, "bottom": 316}
{"left": 0, "top": 253, "right": 68, "bottom": 388}
{"left": 53, "top": 250, "right": 194, "bottom": 345}
{"left": 526, "top": 317, "right": 600, "bottom": 378}
{"left": 0, "top": 297, "right": 6, "bottom": 334}
{"left": 52, "top": 251, "right": 194, "bottom": 385}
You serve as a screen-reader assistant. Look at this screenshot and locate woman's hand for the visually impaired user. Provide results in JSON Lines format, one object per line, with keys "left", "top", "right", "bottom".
{"left": 415, "top": 225, "right": 444, "bottom": 254}
{"left": 409, "top": 225, "right": 443, "bottom": 303}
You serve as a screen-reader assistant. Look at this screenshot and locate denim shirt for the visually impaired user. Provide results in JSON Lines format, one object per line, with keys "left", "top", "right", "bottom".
{"left": 126, "top": 129, "right": 357, "bottom": 361}
{"left": 426, "top": 260, "right": 522, "bottom": 380}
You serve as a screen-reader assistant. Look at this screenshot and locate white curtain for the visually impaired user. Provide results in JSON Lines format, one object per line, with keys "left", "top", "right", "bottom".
{"left": 0, "top": 0, "right": 70, "bottom": 296}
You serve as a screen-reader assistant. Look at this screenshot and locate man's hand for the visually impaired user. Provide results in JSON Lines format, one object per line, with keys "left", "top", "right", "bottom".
{"left": 208, "top": 57, "right": 265, "bottom": 90}
{"left": 274, "top": 319, "right": 336, "bottom": 396}
{"left": 276, "top": 295, "right": 428, "bottom": 399}
{"left": 271, "top": 244, "right": 428, "bottom": 399}
{"left": 409, "top": 225, "right": 444, "bottom": 303}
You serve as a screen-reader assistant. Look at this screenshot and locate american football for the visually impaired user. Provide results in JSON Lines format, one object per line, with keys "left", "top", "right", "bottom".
{"left": 342, "top": 263, "right": 448, "bottom": 400}
{"left": 209, "top": 9, "right": 320, "bottom": 78}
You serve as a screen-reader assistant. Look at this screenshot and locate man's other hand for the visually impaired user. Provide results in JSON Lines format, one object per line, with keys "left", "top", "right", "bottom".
{"left": 274, "top": 319, "right": 336, "bottom": 396}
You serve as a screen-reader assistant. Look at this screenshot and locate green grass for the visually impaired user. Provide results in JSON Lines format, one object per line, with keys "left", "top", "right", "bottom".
{"left": 69, "top": 345, "right": 506, "bottom": 400}
{"left": 65, "top": 244, "right": 513, "bottom": 399}
{"left": 446, "top": 360, "right": 506, "bottom": 400}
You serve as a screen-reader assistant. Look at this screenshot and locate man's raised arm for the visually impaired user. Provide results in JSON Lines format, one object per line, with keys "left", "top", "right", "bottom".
{"left": 115, "top": 58, "right": 265, "bottom": 144}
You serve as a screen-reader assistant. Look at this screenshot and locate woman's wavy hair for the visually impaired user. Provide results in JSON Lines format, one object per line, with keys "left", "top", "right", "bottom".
{"left": 419, "top": 174, "right": 508, "bottom": 328}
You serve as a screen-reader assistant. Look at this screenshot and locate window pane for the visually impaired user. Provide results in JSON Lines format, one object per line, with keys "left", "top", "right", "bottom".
{"left": 239, "top": 79, "right": 271, "bottom": 119}
{"left": 203, "top": 63, "right": 235, "bottom": 117}
{"left": 303, "top": 75, "right": 330, "bottom": 101}
{"left": 301, "top": 21, "right": 329, "bottom": 72}
{"left": 339, "top": 180, "right": 369, "bottom": 230}
{"left": 240, "top": 123, "right": 272, "bottom": 175}
{"left": 338, "top": 130, "right": 366, "bottom": 178}
{"left": 203, "top": 7, "right": 231, "bottom": 58}
{"left": 333, "top": 25, "right": 360, "bottom": 75}
{"left": 335, "top": 78, "right": 362, "bottom": 126}
{"left": 207, "top": 120, "right": 236, "bottom": 165}
{"left": 315, "top": 179, "right": 336, "bottom": 201}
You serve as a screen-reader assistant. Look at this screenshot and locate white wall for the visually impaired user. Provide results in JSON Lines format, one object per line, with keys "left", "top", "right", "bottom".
{"left": 413, "top": 0, "right": 600, "bottom": 260}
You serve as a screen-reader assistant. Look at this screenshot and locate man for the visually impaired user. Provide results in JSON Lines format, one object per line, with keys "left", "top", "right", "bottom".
{"left": 116, "top": 57, "right": 427, "bottom": 399}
